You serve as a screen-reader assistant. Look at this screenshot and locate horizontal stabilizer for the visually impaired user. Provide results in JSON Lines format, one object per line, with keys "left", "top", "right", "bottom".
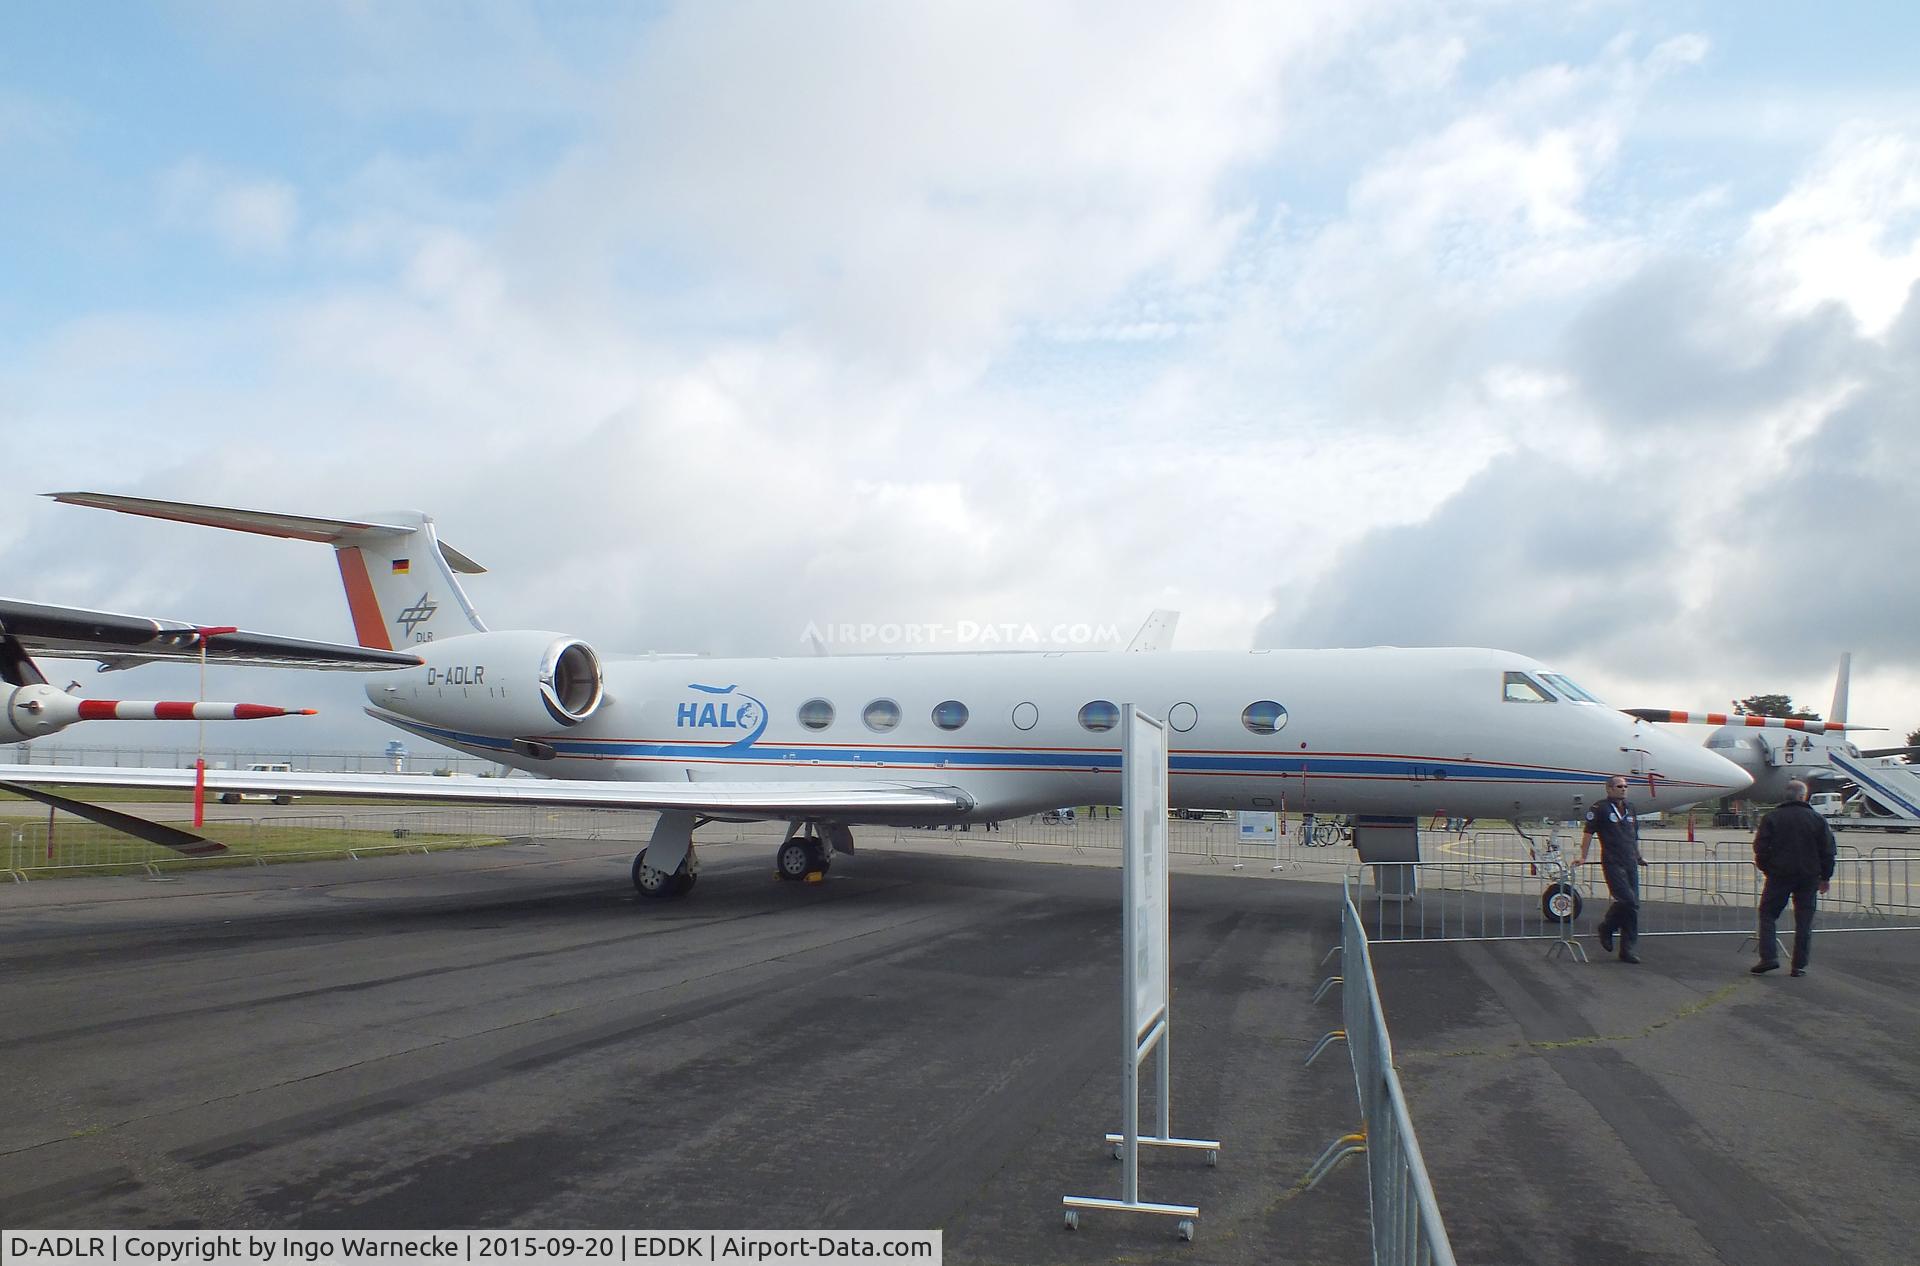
{"left": 46, "top": 492, "right": 486, "bottom": 574}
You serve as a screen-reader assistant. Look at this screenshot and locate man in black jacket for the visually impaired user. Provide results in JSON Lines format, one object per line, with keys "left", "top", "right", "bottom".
{"left": 1750, "top": 779, "right": 1839, "bottom": 977}
{"left": 1578, "top": 775, "right": 1645, "bottom": 963}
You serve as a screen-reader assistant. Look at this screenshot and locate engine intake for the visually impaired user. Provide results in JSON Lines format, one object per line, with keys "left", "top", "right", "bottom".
{"left": 540, "top": 638, "right": 604, "bottom": 725}
{"left": 372, "top": 631, "right": 607, "bottom": 736}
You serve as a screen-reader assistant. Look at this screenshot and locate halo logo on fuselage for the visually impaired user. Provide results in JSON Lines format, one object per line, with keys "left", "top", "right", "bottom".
{"left": 675, "top": 683, "right": 768, "bottom": 749}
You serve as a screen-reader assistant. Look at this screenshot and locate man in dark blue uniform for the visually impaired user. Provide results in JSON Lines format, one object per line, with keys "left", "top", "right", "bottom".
{"left": 1750, "top": 779, "right": 1839, "bottom": 977}
{"left": 1577, "top": 775, "right": 1644, "bottom": 963}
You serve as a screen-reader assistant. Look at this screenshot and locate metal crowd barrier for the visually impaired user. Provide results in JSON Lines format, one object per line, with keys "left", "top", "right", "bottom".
{"left": 0, "top": 805, "right": 572, "bottom": 879}
{"left": 0, "top": 800, "right": 830, "bottom": 879}
{"left": 1311, "top": 877, "right": 1458, "bottom": 1265}
{"left": 5, "top": 741, "right": 507, "bottom": 777}
{"left": 887, "top": 812, "right": 1361, "bottom": 872}
{"left": 1352, "top": 850, "right": 1920, "bottom": 944}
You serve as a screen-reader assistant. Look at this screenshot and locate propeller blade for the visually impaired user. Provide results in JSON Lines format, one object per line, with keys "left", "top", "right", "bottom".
{"left": 0, "top": 781, "right": 227, "bottom": 855}
{"left": 1623, "top": 709, "right": 1878, "bottom": 734}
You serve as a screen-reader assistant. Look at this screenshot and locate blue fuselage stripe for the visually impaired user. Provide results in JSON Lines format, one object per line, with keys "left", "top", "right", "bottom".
{"left": 383, "top": 716, "right": 1616, "bottom": 786}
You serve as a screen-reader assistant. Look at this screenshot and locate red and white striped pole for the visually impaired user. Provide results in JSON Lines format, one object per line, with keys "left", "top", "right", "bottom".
{"left": 193, "top": 627, "right": 237, "bottom": 829}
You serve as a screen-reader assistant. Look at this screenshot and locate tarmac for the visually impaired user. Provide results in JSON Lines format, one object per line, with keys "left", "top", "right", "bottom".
{"left": 1, "top": 832, "right": 1915, "bottom": 1265}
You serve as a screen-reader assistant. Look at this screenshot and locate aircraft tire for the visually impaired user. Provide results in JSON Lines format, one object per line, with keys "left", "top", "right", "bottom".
{"left": 632, "top": 848, "right": 692, "bottom": 900}
{"left": 776, "top": 837, "right": 815, "bottom": 882}
{"left": 1542, "top": 882, "right": 1583, "bottom": 923}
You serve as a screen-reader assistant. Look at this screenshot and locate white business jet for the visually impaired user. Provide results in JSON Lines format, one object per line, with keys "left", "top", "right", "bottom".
{"left": 2, "top": 492, "right": 1754, "bottom": 898}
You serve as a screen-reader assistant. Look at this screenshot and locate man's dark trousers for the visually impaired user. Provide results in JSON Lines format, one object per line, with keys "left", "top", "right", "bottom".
{"left": 1598, "top": 857, "right": 1640, "bottom": 954}
{"left": 1758, "top": 874, "right": 1819, "bottom": 970}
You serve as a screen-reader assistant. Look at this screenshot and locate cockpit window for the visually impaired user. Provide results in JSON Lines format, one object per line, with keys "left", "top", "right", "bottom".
{"left": 1540, "top": 673, "right": 1604, "bottom": 704}
{"left": 1503, "top": 671, "right": 1555, "bottom": 703}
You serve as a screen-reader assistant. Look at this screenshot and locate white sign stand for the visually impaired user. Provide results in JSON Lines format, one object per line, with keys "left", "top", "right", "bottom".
{"left": 1064, "top": 706, "right": 1220, "bottom": 1242}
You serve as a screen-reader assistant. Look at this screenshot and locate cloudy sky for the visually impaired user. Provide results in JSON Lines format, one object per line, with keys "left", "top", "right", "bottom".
{"left": 3, "top": 0, "right": 1917, "bottom": 756}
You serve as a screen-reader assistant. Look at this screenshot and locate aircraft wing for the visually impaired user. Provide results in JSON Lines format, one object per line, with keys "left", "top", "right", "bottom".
{"left": 0, "top": 598, "right": 421, "bottom": 672}
{"left": 0, "top": 764, "right": 974, "bottom": 819}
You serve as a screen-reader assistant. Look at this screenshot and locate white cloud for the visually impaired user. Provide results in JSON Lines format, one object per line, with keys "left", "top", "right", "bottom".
{"left": 512, "top": 1, "right": 1375, "bottom": 372}
{"left": 7, "top": 3, "right": 1920, "bottom": 755}
{"left": 1743, "top": 128, "right": 1920, "bottom": 337}
{"left": 160, "top": 159, "right": 300, "bottom": 256}
{"left": 1368, "top": 31, "right": 1467, "bottom": 96}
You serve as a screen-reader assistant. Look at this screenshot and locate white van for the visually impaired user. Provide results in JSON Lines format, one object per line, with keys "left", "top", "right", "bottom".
{"left": 1810, "top": 792, "right": 1844, "bottom": 818}
{"left": 219, "top": 763, "right": 297, "bottom": 806}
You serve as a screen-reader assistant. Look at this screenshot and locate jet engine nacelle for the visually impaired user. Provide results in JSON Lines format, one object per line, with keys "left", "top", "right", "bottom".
{"left": 369, "top": 630, "right": 606, "bottom": 735}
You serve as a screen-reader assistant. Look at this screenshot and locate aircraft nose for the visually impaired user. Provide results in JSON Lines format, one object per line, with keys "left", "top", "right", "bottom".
{"left": 1652, "top": 731, "right": 1753, "bottom": 801}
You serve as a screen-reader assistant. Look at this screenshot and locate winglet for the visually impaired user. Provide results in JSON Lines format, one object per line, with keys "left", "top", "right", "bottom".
{"left": 1125, "top": 609, "right": 1180, "bottom": 653}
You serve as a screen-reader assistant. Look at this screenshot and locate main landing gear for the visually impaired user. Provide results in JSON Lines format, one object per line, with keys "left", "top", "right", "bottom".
{"left": 775, "top": 821, "right": 855, "bottom": 883}
{"left": 627, "top": 815, "right": 856, "bottom": 899}
{"left": 631, "top": 809, "right": 701, "bottom": 900}
{"left": 631, "top": 848, "right": 698, "bottom": 899}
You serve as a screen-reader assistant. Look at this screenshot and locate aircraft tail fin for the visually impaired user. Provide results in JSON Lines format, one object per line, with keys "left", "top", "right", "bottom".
{"left": 1125, "top": 609, "right": 1180, "bottom": 653}
{"left": 1829, "top": 652, "right": 1852, "bottom": 726}
{"left": 46, "top": 492, "right": 488, "bottom": 650}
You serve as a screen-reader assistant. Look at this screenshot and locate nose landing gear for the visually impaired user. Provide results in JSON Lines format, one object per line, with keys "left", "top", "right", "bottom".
{"left": 1542, "top": 881, "right": 1583, "bottom": 922}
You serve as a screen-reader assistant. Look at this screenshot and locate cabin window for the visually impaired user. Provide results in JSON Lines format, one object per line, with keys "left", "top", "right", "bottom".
{"left": 1078, "top": 700, "right": 1120, "bottom": 732}
{"left": 931, "top": 700, "right": 969, "bottom": 731}
{"left": 1168, "top": 702, "right": 1197, "bottom": 732}
{"left": 1011, "top": 702, "right": 1039, "bottom": 731}
{"left": 1541, "top": 673, "right": 1604, "bottom": 704}
{"left": 798, "top": 699, "right": 834, "bottom": 731}
{"left": 1242, "top": 700, "right": 1288, "bottom": 734}
{"left": 863, "top": 699, "right": 901, "bottom": 732}
{"left": 1503, "top": 672, "right": 1555, "bottom": 703}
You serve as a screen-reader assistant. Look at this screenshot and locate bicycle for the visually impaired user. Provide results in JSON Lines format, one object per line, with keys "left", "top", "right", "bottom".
{"left": 1297, "top": 816, "right": 1352, "bottom": 847}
